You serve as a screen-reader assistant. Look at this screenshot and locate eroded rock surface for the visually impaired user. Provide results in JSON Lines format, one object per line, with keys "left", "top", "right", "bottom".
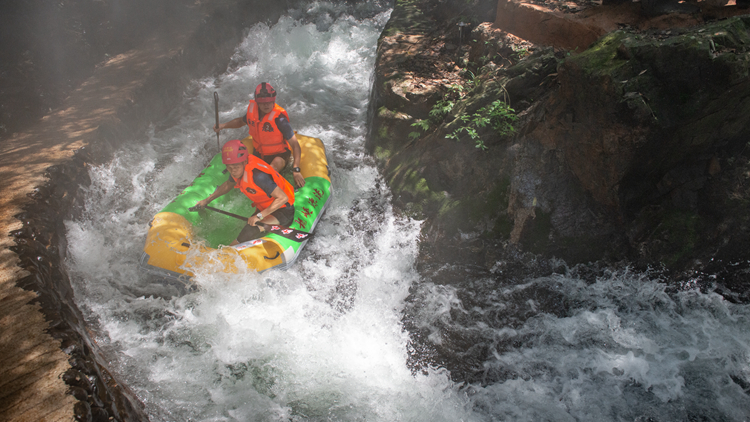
{"left": 368, "top": 0, "right": 750, "bottom": 300}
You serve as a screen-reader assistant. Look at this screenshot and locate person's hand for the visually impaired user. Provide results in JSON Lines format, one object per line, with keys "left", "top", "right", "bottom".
{"left": 247, "top": 214, "right": 268, "bottom": 232}
{"left": 195, "top": 199, "right": 209, "bottom": 209}
{"left": 293, "top": 171, "right": 305, "bottom": 188}
{"left": 213, "top": 123, "right": 223, "bottom": 134}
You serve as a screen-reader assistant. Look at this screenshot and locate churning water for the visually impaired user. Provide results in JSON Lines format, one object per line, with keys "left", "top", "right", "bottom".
{"left": 64, "top": 1, "right": 750, "bottom": 421}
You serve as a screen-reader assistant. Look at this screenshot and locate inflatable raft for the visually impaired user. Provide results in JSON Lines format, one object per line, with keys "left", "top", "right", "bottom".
{"left": 138, "top": 134, "right": 332, "bottom": 282}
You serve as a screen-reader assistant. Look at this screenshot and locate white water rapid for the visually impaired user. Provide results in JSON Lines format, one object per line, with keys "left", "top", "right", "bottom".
{"left": 64, "top": 1, "right": 750, "bottom": 421}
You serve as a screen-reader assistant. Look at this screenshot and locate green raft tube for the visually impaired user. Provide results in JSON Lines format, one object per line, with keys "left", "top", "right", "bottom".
{"left": 138, "top": 134, "right": 332, "bottom": 282}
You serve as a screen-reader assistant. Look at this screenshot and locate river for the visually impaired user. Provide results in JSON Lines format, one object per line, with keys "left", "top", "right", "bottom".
{"left": 63, "top": 1, "right": 750, "bottom": 421}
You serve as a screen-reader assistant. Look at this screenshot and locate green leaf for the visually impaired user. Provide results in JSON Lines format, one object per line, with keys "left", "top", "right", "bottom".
{"left": 411, "top": 119, "right": 431, "bottom": 131}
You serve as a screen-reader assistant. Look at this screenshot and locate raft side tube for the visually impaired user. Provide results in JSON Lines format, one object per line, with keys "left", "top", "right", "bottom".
{"left": 138, "top": 134, "right": 332, "bottom": 284}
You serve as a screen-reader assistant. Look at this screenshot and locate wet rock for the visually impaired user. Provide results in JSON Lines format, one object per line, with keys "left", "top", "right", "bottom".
{"left": 74, "top": 400, "right": 93, "bottom": 422}
{"left": 368, "top": 0, "right": 750, "bottom": 299}
{"left": 91, "top": 406, "right": 111, "bottom": 422}
{"left": 69, "top": 386, "right": 90, "bottom": 402}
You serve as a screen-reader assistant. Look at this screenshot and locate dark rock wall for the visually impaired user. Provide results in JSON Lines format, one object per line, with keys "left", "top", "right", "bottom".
{"left": 528, "top": 20, "right": 750, "bottom": 278}
{"left": 368, "top": 0, "right": 750, "bottom": 298}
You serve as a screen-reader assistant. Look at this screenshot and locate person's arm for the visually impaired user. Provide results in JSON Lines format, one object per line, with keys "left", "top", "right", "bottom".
{"left": 276, "top": 115, "right": 305, "bottom": 188}
{"left": 247, "top": 187, "right": 289, "bottom": 226}
{"left": 214, "top": 116, "right": 247, "bottom": 133}
{"left": 287, "top": 134, "right": 305, "bottom": 188}
{"left": 195, "top": 178, "right": 234, "bottom": 208}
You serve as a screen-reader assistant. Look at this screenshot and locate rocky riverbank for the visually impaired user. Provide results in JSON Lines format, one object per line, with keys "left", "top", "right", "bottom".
{"left": 368, "top": 0, "right": 750, "bottom": 302}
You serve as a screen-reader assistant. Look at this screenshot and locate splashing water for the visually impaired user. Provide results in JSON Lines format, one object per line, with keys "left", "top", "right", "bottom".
{"left": 66, "top": 2, "right": 476, "bottom": 421}
{"left": 405, "top": 267, "right": 750, "bottom": 421}
{"left": 65, "top": 1, "right": 750, "bottom": 421}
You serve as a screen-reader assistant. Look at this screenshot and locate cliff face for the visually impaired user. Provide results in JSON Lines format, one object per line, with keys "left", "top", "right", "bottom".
{"left": 368, "top": 0, "right": 750, "bottom": 301}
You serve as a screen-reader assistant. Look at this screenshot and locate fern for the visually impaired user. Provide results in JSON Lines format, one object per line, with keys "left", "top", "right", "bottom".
{"left": 446, "top": 99, "right": 517, "bottom": 150}
{"left": 481, "top": 100, "right": 517, "bottom": 136}
{"left": 429, "top": 99, "right": 455, "bottom": 120}
{"left": 411, "top": 119, "right": 431, "bottom": 131}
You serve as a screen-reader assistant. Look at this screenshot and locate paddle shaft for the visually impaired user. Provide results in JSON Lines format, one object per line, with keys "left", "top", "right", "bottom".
{"left": 214, "top": 91, "right": 220, "bottom": 152}
{"left": 188, "top": 205, "right": 311, "bottom": 242}
{"left": 191, "top": 204, "right": 247, "bottom": 221}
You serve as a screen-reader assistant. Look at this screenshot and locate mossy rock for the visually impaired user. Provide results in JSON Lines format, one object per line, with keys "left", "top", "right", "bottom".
{"left": 380, "top": 0, "right": 432, "bottom": 38}
{"left": 568, "top": 17, "right": 750, "bottom": 126}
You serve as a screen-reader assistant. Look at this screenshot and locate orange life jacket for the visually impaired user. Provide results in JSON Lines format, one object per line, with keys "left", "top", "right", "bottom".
{"left": 234, "top": 155, "right": 295, "bottom": 211}
{"left": 246, "top": 100, "right": 291, "bottom": 157}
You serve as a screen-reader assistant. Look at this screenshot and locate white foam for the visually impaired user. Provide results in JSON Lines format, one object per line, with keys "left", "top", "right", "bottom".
{"left": 65, "top": 3, "right": 481, "bottom": 421}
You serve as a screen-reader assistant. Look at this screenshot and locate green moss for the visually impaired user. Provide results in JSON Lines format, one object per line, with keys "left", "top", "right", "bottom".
{"left": 387, "top": 162, "right": 404, "bottom": 186}
{"left": 378, "top": 106, "right": 413, "bottom": 121}
{"left": 428, "top": 197, "right": 473, "bottom": 234}
{"left": 388, "top": 160, "right": 421, "bottom": 196}
{"left": 377, "top": 126, "right": 389, "bottom": 140}
{"left": 414, "top": 177, "right": 429, "bottom": 194}
{"left": 706, "top": 18, "right": 750, "bottom": 49}
{"left": 402, "top": 173, "right": 442, "bottom": 202}
{"left": 571, "top": 31, "right": 630, "bottom": 78}
{"left": 437, "top": 198, "right": 460, "bottom": 217}
{"left": 373, "top": 146, "right": 392, "bottom": 161}
{"left": 402, "top": 201, "right": 425, "bottom": 218}
{"left": 381, "top": 0, "right": 431, "bottom": 37}
{"left": 382, "top": 154, "right": 459, "bottom": 221}
{"left": 422, "top": 176, "right": 515, "bottom": 237}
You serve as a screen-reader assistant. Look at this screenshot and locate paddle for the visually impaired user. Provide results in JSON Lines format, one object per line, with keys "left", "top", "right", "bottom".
{"left": 188, "top": 205, "right": 311, "bottom": 242}
{"left": 214, "top": 91, "right": 220, "bottom": 152}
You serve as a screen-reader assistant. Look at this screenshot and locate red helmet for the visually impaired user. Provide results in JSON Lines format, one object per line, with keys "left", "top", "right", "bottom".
{"left": 221, "top": 140, "right": 248, "bottom": 164}
{"left": 254, "top": 82, "right": 277, "bottom": 103}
